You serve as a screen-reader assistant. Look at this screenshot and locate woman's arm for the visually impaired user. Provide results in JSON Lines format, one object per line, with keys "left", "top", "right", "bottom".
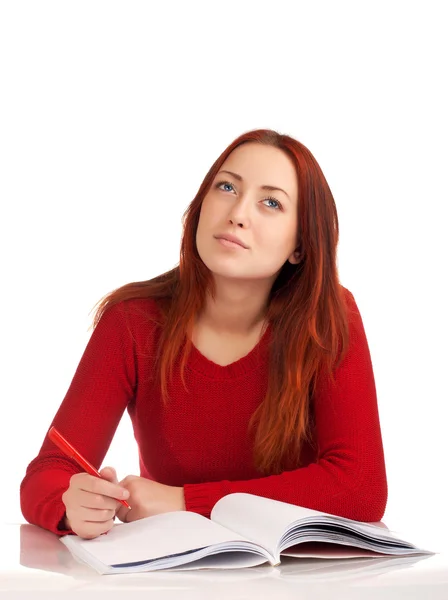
{"left": 20, "top": 302, "right": 137, "bottom": 535}
{"left": 183, "top": 292, "right": 388, "bottom": 523}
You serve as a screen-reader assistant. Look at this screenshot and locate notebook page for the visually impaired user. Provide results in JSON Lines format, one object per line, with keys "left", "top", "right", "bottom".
{"left": 211, "top": 493, "right": 321, "bottom": 555}
{"left": 211, "top": 494, "right": 428, "bottom": 557}
{"left": 61, "top": 510, "right": 250, "bottom": 567}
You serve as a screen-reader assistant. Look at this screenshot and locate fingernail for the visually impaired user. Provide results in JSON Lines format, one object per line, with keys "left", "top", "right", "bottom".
{"left": 121, "top": 489, "right": 130, "bottom": 499}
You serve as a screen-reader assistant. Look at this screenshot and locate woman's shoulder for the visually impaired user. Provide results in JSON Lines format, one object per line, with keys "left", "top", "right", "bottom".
{"left": 113, "top": 296, "right": 164, "bottom": 325}
{"left": 96, "top": 296, "right": 164, "bottom": 335}
{"left": 340, "top": 284, "right": 355, "bottom": 302}
{"left": 96, "top": 297, "right": 165, "bottom": 357}
{"left": 117, "top": 296, "right": 162, "bottom": 314}
{"left": 339, "top": 285, "right": 358, "bottom": 316}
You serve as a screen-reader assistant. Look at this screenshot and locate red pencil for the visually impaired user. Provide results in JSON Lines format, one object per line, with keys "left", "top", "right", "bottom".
{"left": 48, "top": 426, "right": 131, "bottom": 510}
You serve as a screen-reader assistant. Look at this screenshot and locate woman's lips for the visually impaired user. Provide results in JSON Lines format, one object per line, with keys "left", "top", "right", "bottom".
{"left": 216, "top": 237, "right": 247, "bottom": 249}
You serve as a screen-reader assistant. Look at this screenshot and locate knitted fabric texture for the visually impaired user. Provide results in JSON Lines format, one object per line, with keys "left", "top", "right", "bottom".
{"left": 20, "top": 293, "right": 387, "bottom": 535}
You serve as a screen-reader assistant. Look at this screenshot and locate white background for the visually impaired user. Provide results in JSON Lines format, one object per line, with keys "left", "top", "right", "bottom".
{"left": 1, "top": 1, "right": 447, "bottom": 551}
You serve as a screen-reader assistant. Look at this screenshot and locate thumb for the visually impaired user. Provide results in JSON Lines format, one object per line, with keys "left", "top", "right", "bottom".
{"left": 99, "top": 466, "right": 118, "bottom": 484}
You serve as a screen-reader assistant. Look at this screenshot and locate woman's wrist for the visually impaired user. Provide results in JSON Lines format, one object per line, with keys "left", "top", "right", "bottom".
{"left": 178, "top": 486, "right": 186, "bottom": 511}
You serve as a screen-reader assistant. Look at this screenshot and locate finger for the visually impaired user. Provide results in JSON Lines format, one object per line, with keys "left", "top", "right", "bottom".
{"left": 78, "top": 475, "right": 130, "bottom": 502}
{"left": 116, "top": 503, "right": 133, "bottom": 523}
{"left": 76, "top": 520, "right": 114, "bottom": 540}
{"left": 76, "top": 506, "right": 117, "bottom": 523}
{"left": 77, "top": 489, "right": 121, "bottom": 511}
{"left": 99, "top": 466, "right": 118, "bottom": 484}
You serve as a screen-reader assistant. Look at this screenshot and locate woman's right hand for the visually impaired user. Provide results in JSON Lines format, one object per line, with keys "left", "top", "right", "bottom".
{"left": 61, "top": 466, "right": 130, "bottom": 539}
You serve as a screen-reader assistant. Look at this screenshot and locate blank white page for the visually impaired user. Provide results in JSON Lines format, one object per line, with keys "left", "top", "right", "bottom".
{"left": 62, "top": 510, "right": 249, "bottom": 567}
{"left": 211, "top": 493, "right": 316, "bottom": 553}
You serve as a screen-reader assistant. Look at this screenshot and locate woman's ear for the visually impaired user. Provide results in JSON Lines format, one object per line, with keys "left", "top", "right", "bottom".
{"left": 288, "top": 247, "right": 303, "bottom": 265}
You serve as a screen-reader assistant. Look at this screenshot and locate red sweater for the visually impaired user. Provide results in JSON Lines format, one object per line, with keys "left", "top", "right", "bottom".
{"left": 20, "top": 290, "right": 388, "bottom": 535}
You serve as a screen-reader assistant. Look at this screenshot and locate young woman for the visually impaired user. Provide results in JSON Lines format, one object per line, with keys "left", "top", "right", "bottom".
{"left": 20, "top": 129, "right": 388, "bottom": 539}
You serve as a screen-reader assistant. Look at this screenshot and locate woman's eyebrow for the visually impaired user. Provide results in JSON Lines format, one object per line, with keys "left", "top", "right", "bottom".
{"left": 217, "top": 170, "right": 290, "bottom": 200}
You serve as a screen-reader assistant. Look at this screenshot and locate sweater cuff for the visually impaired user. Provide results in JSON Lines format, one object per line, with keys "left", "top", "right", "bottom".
{"left": 21, "top": 469, "right": 77, "bottom": 536}
{"left": 183, "top": 480, "right": 231, "bottom": 518}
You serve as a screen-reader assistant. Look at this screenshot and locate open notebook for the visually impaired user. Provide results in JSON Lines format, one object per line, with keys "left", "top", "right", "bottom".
{"left": 60, "top": 493, "right": 433, "bottom": 574}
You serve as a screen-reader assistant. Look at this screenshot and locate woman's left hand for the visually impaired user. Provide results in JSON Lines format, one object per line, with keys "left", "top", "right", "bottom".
{"left": 115, "top": 476, "right": 186, "bottom": 523}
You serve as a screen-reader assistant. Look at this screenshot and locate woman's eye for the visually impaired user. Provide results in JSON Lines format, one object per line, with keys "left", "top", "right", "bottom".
{"left": 264, "top": 198, "right": 281, "bottom": 210}
{"left": 217, "top": 181, "right": 234, "bottom": 192}
{"left": 216, "top": 180, "right": 282, "bottom": 210}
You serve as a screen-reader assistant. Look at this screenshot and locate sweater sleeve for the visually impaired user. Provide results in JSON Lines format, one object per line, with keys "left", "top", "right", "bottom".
{"left": 183, "top": 292, "right": 388, "bottom": 523}
{"left": 20, "top": 301, "right": 137, "bottom": 535}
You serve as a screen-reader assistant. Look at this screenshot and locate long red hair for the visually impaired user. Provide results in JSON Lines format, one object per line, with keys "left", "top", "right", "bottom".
{"left": 90, "top": 129, "right": 352, "bottom": 475}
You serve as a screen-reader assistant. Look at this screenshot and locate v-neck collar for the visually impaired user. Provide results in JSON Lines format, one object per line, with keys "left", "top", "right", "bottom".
{"left": 186, "top": 322, "right": 272, "bottom": 379}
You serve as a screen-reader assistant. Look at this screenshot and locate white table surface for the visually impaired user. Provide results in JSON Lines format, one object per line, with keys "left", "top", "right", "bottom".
{"left": 1, "top": 522, "right": 448, "bottom": 599}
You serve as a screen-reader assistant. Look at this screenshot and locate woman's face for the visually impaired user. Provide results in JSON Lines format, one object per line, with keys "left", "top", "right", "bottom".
{"left": 196, "top": 142, "right": 300, "bottom": 284}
